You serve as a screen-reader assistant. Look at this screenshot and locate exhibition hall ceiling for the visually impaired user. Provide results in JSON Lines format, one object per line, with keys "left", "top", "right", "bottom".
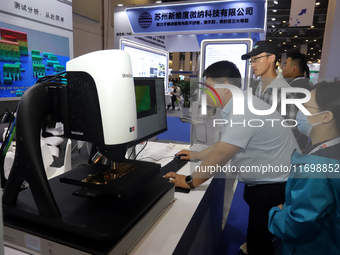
{"left": 266, "top": 0, "right": 328, "bottom": 62}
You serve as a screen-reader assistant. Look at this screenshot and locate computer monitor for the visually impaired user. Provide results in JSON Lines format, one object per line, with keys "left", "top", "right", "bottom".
{"left": 130, "top": 77, "right": 167, "bottom": 146}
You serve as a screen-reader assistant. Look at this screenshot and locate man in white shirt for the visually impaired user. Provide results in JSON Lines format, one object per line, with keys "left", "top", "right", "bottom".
{"left": 241, "top": 41, "right": 298, "bottom": 122}
{"left": 164, "top": 61, "right": 298, "bottom": 255}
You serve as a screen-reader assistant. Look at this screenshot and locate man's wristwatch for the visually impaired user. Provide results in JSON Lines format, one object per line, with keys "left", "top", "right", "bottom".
{"left": 185, "top": 175, "right": 195, "bottom": 189}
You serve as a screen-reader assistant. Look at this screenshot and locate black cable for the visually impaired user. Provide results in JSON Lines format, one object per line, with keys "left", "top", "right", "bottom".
{"left": 134, "top": 140, "right": 148, "bottom": 160}
{"left": 128, "top": 145, "right": 137, "bottom": 159}
{"left": 35, "top": 71, "right": 67, "bottom": 84}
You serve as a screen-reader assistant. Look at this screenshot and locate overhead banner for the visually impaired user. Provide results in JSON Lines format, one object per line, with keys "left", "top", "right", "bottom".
{"left": 125, "top": 0, "right": 266, "bottom": 34}
{"left": 289, "top": 0, "right": 316, "bottom": 27}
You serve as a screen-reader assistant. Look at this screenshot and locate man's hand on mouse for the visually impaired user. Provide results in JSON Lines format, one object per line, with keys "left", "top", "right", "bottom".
{"left": 163, "top": 172, "right": 190, "bottom": 189}
{"left": 176, "top": 149, "right": 197, "bottom": 161}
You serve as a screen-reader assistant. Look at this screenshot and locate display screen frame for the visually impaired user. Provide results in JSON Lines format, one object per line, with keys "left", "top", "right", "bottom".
{"left": 200, "top": 38, "right": 253, "bottom": 90}
{"left": 120, "top": 39, "right": 169, "bottom": 91}
{"left": 129, "top": 77, "right": 167, "bottom": 147}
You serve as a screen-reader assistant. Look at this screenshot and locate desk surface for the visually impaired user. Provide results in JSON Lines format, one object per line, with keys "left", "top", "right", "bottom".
{"left": 4, "top": 141, "right": 210, "bottom": 255}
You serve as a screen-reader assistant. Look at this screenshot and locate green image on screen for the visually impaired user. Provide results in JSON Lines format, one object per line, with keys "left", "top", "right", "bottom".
{"left": 135, "top": 85, "right": 151, "bottom": 113}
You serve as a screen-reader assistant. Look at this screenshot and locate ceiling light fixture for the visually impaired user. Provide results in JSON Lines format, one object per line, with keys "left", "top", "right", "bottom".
{"left": 319, "top": 50, "right": 321, "bottom": 52}
{"left": 271, "top": 18, "right": 276, "bottom": 21}
{"left": 283, "top": 42, "right": 286, "bottom": 44}
{"left": 311, "top": 25, "right": 314, "bottom": 28}
{"left": 156, "top": 0, "right": 162, "bottom": 3}
{"left": 314, "top": 39, "right": 317, "bottom": 42}
{"left": 283, "top": 21, "right": 286, "bottom": 23}
{"left": 306, "top": 39, "right": 308, "bottom": 42}
{"left": 269, "top": 39, "right": 272, "bottom": 42}
{"left": 272, "top": 25, "right": 275, "bottom": 28}
{"left": 308, "top": 53, "right": 310, "bottom": 55}
{"left": 316, "top": 2, "right": 320, "bottom": 5}
{"left": 117, "top": 3, "right": 123, "bottom": 6}
{"left": 295, "top": 35, "right": 298, "bottom": 37}
{"left": 273, "top": 9, "right": 277, "bottom": 12}
{"left": 284, "top": 49, "right": 287, "bottom": 52}
{"left": 294, "top": 45, "right": 296, "bottom": 47}
{"left": 279, "top": 31, "right": 282, "bottom": 34}
{"left": 274, "top": 0, "right": 278, "bottom": 4}
{"left": 311, "top": 47, "right": 314, "bottom": 49}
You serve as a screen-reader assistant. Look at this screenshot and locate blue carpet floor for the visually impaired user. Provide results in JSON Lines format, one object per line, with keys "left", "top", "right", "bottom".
{"left": 219, "top": 182, "right": 249, "bottom": 255}
{"left": 156, "top": 116, "right": 191, "bottom": 143}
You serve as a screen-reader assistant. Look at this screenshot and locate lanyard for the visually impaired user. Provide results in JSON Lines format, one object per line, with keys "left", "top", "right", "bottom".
{"left": 309, "top": 137, "right": 340, "bottom": 155}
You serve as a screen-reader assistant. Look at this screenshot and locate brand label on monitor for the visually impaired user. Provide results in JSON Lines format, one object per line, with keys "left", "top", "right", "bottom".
{"left": 122, "top": 73, "right": 133, "bottom": 78}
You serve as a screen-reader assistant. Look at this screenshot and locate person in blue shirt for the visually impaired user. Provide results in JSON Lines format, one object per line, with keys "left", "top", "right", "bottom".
{"left": 268, "top": 81, "right": 340, "bottom": 255}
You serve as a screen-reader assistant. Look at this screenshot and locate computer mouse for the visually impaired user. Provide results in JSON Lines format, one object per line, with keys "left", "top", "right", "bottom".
{"left": 174, "top": 153, "right": 187, "bottom": 159}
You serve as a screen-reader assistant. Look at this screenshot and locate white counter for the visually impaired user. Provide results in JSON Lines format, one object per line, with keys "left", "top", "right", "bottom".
{"left": 4, "top": 141, "right": 210, "bottom": 255}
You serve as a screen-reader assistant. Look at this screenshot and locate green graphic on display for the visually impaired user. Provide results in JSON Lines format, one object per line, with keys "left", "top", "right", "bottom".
{"left": 135, "top": 85, "right": 151, "bottom": 113}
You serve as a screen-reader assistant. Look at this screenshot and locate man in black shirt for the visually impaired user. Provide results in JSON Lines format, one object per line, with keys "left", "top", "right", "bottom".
{"left": 282, "top": 52, "right": 311, "bottom": 98}
{"left": 282, "top": 52, "right": 311, "bottom": 150}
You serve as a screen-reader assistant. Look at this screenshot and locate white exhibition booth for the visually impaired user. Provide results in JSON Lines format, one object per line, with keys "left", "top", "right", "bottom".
{"left": 114, "top": 0, "right": 266, "bottom": 147}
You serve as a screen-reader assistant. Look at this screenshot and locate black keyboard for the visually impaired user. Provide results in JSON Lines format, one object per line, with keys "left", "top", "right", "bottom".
{"left": 159, "top": 158, "right": 188, "bottom": 176}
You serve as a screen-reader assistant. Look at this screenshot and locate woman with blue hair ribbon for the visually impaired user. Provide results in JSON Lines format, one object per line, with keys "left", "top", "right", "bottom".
{"left": 268, "top": 81, "right": 340, "bottom": 255}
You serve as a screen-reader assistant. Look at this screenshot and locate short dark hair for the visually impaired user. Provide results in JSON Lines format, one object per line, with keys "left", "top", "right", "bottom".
{"left": 314, "top": 81, "right": 340, "bottom": 133}
{"left": 202, "top": 60, "right": 242, "bottom": 88}
{"left": 287, "top": 52, "right": 308, "bottom": 75}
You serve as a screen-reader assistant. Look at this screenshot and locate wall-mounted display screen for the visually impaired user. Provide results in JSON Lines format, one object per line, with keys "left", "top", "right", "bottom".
{"left": 200, "top": 39, "right": 253, "bottom": 90}
{"left": 0, "top": 22, "right": 70, "bottom": 98}
{"left": 0, "top": 0, "right": 73, "bottom": 99}
{"left": 121, "top": 40, "right": 168, "bottom": 91}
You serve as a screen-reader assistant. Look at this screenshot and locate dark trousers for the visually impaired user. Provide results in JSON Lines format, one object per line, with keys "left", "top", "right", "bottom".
{"left": 243, "top": 182, "right": 286, "bottom": 255}
{"left": 171, "top": 95, "right": 176, "bottom": 110}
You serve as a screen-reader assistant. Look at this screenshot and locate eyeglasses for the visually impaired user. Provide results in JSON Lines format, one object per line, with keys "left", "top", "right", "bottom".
{"left": 249, "top": 55, "right": 271, "bottom": 64}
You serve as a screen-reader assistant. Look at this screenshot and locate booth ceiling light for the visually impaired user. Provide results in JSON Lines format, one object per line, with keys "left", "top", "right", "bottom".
{"left": 311, "top": 47, "right": 314, "bottom": 49}
{"left": 156, "top": 0, "right": 162, "bottom": 3}
{"left": 294, "top": 45, "right": 296, "bottom": 47}
{"left": 272, "top": 25, "right": 275, "bottom": 28}
{"left": 295, "top": 35, "right": 298, "bottom": 37}
{"left": 311, "top": 25, "right": 314, "bottom": 28}
{"left": 316, "top": 2, "right": 320, "bottom": 5}
{"left": 117, "top": 3, "right": 123, "bottom": 6}
{"left": 273, "top": 9, "right": 277, "bottom": 12}
{"left": 319, "top": 50, "right": 321, "bottom": 52}
{"left": 283, "top": 21, "right": 286, "bottom": 23}
{"left": 269, "top": 39, "right": 272, "bottom": 41}
{"left": 271, "top": 18, "right": 276, "bottom": 21}
{"left": 279, "top": 31, "right": 282, "bottom": 34}
{"left": 274, "top": 0, "right": 278, "bottom": 4}
{"left": 314, "top": 39, "right": 317, "bottom": 42}
{"left": 306, "top": 39, "right": 308, "bottom": 42}
{"left": 283, "top": 42, "right": 285, "bottom": 44}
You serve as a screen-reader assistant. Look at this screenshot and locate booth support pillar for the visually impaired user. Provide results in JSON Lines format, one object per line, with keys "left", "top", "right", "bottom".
{"left": 319, "top": 0, "right": 340, "bottom": 81}
{"left": 300, "top": 44, "right": 308, "bottom": 55}
{"left": 281, "top": 52, "right": 287, "bottom": 68}
{"left": 192, "top": 52, "right": 197, "bottom": 72}
{"left": 172, "top": 52, "right": 180, "bottom": 79}
{"left": 185, "top": 52, "right": 191, "bottom": 73}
